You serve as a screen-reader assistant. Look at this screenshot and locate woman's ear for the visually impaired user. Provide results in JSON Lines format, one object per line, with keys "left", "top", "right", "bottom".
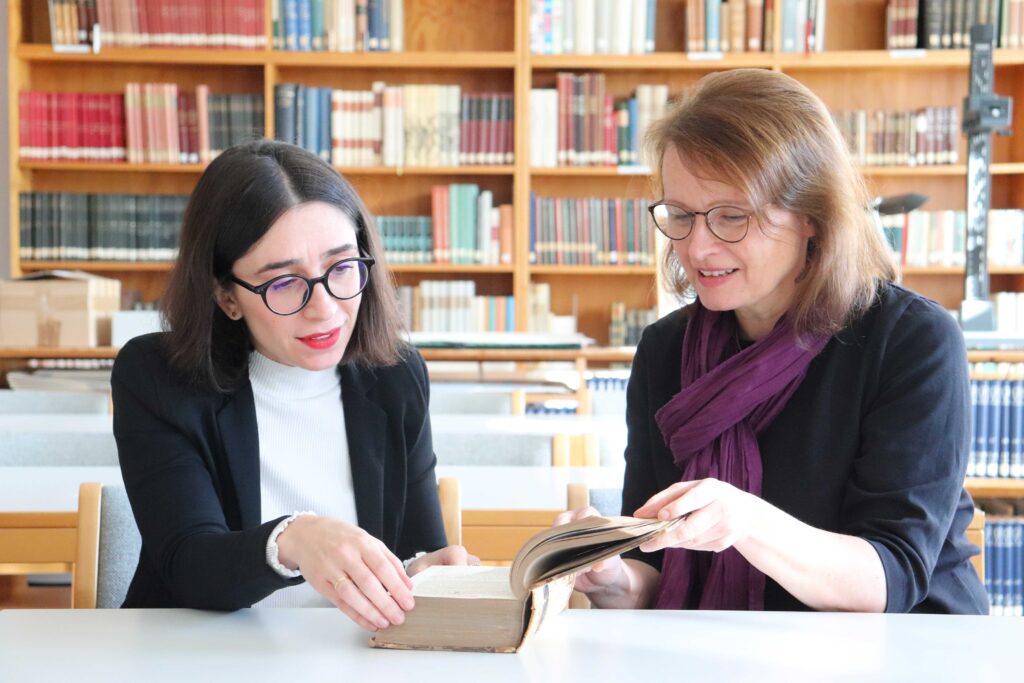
{"left": 215, "top": 282, "right": 242, "bottom": 321}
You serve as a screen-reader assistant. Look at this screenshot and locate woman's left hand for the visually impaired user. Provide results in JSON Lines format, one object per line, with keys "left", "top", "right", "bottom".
{"left": 633, "top": 478, "right": 761, "bottom": 554}
{"left": 405, "top": 545, "right": 480, "bottom": 577}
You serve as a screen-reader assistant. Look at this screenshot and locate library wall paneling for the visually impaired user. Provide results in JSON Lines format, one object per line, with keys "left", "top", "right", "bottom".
{"left": 10, "top": 0, "right": 1024, "bottom": 341}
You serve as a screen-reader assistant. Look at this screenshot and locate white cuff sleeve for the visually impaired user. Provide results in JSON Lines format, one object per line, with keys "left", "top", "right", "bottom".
{"left": 402, "top": 551, "right": 427, "bottom": 571}
{"left": 265, "top": 511, "right": 316, "bottom": 578}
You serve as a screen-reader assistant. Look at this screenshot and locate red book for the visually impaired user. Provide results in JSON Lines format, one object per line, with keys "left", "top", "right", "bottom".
{"left": 111, "top": 92, "right": 126, "bottom": 161}
{"left": 210, "top": 0, "right": 224, "bottom": 48}
{"left": 431, "top": 185, "right": 447, "bottom": 263}
{"left": 18, "top": 91, "right": 31, "bottom": 159}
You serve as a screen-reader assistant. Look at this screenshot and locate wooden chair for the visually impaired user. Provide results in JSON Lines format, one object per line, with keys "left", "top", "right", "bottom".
{"left": 967, "top": 508, "right": 985, "bottom": 581}
{"left": 436, "top": 476, "right": 563, "bottom": 566}
{"left": 0, "top": 482, "right": 101, "bottom": 608}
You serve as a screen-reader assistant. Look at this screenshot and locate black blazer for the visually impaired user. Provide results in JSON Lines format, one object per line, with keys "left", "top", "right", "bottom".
{"left": 111, "top": 333, "right": 446, "bottom": 609}
{"left": 622, "top": 284, "right": 989, "bottom": 614}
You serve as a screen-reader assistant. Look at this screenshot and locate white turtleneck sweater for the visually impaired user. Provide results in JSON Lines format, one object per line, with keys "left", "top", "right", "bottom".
{"left": 248, "top": 350, "right": 358, "bottom": 608}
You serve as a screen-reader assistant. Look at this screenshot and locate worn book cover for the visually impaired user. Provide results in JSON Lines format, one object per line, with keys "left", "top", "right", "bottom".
{"left": 369, "top": 514, "right": 682, "bottom": 653}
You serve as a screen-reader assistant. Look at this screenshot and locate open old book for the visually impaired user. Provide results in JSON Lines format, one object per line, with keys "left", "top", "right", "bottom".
{"left": 369, "top": 514, "right": 683, "bottom": 653}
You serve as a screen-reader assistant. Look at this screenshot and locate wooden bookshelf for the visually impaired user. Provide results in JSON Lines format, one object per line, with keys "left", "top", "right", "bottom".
{"left": 965, "top": 478, "right": 1024, "bottom": 499}
{"left": 10, "top": 0, "right": 1024, "bottom": 346}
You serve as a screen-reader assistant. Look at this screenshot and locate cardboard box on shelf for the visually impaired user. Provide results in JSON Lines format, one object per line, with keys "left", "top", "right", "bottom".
{"left": 0, "top": 271, "right": 121, "bottom": 348}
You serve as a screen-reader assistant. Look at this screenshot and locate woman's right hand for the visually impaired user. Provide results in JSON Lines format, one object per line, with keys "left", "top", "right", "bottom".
{"left": 275, "top": 515, "right": 414, "bottom": 631}
{"left": 552, "top": 506, "right": 629, "bottom": 596}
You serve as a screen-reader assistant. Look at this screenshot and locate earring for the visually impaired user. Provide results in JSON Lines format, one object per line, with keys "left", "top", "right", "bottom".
{"left": 229, "top": 311, "right": 241, "bottom": 320}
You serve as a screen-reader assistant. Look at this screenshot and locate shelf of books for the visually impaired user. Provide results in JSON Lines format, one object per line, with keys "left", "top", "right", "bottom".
{"left": 10, "top": 0, "right": 1024, "bottom": 347}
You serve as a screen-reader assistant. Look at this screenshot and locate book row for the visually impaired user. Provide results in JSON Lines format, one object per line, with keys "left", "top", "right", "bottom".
{"left": 976, "top": 503, "right": 1024, "bottom": 617}
{"left": 273, "top": 0, "right": 404, "bottom": 52}
{"left": 887, "top": 0, "right": 1022, "bottom": 50}
{"left": 833, "top": 106, "right": 960, "bottom": 168}
{"left": 529, "top": 81, "right": 668, "bottom": 168}
{"left": 968, "top": 378, "right": 1024, "bottom": 479}
{"left": 609, "top": 302, "right": 657, "bottom": 346}
{"left": 49, "top": 0, "right": 267, "bottom": 50}
{"left": 18, "top": 192, "right": 188, "bottom": 262}
{"left": 529, "top": 195, "right": 655, "bottom": 266}
{"left": 378, "top": 186, "right": 514, "bottom": 267}
{"left": 18, "top": 88, "right": 262, "bottom": 164}
{"left": 396, "top": 281, "right": 517, "bottom": 334}
{"left": 682, "top": 0, "right": 774, "bottom": 53}
{"left": 879, "top": 209, "right": 1024, "bottom": 268}
{"left": 274, "top": 84, "right": 513, "bottom": 168}
{"left": 530, "top": 0, "right": 657, "bottom": 55}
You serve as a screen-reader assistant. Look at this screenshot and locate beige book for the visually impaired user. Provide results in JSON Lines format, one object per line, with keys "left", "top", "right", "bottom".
{"left": 369, "top": 514, "right": 682, "bottom": 653}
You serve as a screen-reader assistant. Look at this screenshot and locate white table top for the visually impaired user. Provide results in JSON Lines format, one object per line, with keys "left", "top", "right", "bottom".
{"left": 0, "top": 608, "right": 1016, "bottom": 682}
{"left": 0, "top": 414, "right": 112, "bottom": 432}
{"left": 0, "top": 466, "right": 626, "bottom": 514}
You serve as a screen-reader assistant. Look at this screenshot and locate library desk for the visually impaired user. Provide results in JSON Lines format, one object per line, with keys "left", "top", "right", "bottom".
{"left": 0, "top": 608, "right": 1017, "bottom": 682}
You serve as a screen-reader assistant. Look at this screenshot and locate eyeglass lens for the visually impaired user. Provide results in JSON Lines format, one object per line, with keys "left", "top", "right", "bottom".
{"left": 265, "top": 260, "right": 369, "bottom": 314}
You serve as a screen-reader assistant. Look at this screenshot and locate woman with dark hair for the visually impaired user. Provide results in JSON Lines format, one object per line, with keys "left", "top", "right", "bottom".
{"left": 557, "top": 69, "right": 988, "bottom": 614}
{"left": 112, "top": 139, "right": 475, "bottom": 629}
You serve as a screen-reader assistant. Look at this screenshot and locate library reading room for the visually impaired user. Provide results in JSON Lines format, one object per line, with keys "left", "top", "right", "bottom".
{"left": 1, "top": 1, "right": 1023, "bottom": 680}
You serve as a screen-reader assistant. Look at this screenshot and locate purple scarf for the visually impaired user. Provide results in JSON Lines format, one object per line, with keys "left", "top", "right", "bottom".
{"left": 653, "top": 303, "right": 828, "bottom": 610}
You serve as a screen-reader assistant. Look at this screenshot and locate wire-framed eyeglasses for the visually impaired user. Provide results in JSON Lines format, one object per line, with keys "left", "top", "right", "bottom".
{"left": 648, "top": 200, "right": 753, "bottom": 243}
{"left": 230, "top": 256, "right": 375, "bottom": 316}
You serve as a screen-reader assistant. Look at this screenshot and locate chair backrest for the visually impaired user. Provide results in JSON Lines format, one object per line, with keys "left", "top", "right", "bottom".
{"left": 74, "top": 483, "right": 141, "bottom": 609}
{"left": 566, "top": 484, "right": 623, "bottom": 517}
{"left": 0, "top": 389, "right": 109, "bottom": 415}
{"left": 967, "top": 507, "right": 985, "bottom": 580}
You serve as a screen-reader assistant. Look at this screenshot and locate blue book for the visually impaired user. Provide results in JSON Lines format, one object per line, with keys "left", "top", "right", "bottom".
{"left": 319, "top": 88, "right": 331, "bottom": 162}
{"left": 505, "top": 295, "right": 514, "bottom": 332}
{"left": 284, "top": 0, "right": 299, "bottom": 51}
{"left": 1001, "top": 381, "right": 1012, "bottom": 477}
{"left": 274, "top": 84, "right": 297, "bottom": 145}
{"left": 977, "top": 381, "right": 991, "bottom": 478}
{"left": 367, "top": 0, "right": 381, "bottom": 51}
{"left": 645, "top": 0, "right": 656, "bottom": 53}
{"left": 1011, "top": 520, "right": 1019, "bottom": 618}
{"left": 1013, "top": 381, "right": 1024, "bottom": 478}
{"left": 705, "top": 0, "right": 720, "bottom": 52}
{"left": 983, "top": 521, "right": 993, "bottom": 607}
{"left": 988, "top": 381, "right": 1001, "bottom": 477}
{"left": 303, "top": 87, "right": 319, "bottom": 154}
{"left": 298, "top": 0, "right": 312, "bottom": 51}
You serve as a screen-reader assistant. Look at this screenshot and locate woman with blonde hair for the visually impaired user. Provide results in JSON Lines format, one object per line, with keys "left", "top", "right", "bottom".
{"left": 558, "top": 69, "right": 987, "bottom": 614}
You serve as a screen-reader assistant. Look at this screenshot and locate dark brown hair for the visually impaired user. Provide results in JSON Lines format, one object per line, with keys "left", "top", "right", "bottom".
{"left": 646, "top": 69, "right": 897, "bottom": 337}
{"left": 161, "top": 139, "right": 404, "bottom": 392}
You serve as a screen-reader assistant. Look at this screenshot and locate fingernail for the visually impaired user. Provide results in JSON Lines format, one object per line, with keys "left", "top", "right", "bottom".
{"left": 377, "top": 619, "right": 390, "bottom": 629}
{"left": 403, "top": 598, "right": 415, "bottom": 610}
{"left": 659, "top": 510, "right": 669, "bottom": 520}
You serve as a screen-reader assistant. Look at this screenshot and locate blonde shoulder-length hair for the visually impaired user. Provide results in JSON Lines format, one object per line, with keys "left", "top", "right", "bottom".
{"left": 646, "top": 69, "right": 896, "bottom": 337}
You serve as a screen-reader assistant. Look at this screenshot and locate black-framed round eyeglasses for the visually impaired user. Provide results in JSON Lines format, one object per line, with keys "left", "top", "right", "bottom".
{"left": 648, "top": 200, "right": 753, "bottom": 244}
{"left": 230, "top": 256, "right": 375, "bottom": 316}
